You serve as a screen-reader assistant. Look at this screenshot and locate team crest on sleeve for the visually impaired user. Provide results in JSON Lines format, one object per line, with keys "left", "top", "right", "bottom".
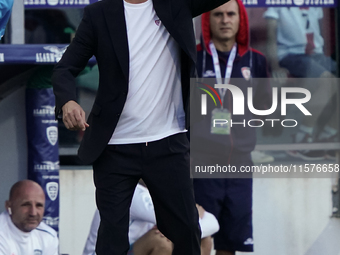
{"left": 241, "top": 67, "right": 251, "bottom": 81}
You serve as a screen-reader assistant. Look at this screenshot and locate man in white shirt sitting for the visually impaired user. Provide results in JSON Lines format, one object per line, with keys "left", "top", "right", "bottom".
{"left": 0, "top": 180, "right": 59, "bottom": 255}
{"left": 83, "top": 183, "right": 219, "bottom": 255}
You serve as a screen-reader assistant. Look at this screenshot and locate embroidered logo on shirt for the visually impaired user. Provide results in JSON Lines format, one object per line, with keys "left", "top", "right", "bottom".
{"left": 203, "top": 70, "right": 216, "bottom": 77}
{"left": 241, "top": 67, "right": 251, "bottom": 81}
{"left": 155, "top": 19, "right": 161, "bottom": 26}
{"left": 34, "top": 250, "right": 43, "bottom": 255}
{"left": 243, "top": 237, "right": 254, "bottom": 245}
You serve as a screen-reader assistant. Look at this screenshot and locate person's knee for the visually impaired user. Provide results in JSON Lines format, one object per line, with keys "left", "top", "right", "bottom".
{"left": 133, "top": 229, "right": 173, "bottom": 255}
{"left": 151, "top": 234, "right": 173, "bottom": 254}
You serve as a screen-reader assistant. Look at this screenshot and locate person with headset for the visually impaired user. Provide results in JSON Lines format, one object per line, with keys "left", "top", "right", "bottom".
{"left": 0, "top": 180, "right": 59, "bottom": 255}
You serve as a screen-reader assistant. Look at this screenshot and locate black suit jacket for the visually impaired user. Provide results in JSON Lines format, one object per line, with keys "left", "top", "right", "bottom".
{"left": 52, "top": 0, "right": 228, "bottom": 164}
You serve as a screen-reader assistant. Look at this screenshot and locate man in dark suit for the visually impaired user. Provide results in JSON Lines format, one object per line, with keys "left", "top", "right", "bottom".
{"left": 52, "top": 0, "right": 228, "bottom": 254}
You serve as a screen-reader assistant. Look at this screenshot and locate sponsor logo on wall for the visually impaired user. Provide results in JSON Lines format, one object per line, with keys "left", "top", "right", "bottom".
{"left": 25, "top": 0, "right": 91, "bottom": 7}
{"left": 36, "top": 46, "right": 68, "bottom": 63}
{"left": 33, "top": 105, "right": 55, "bottom": 117}
{"left": 46, "top": 126, "right": 58, "bottom": 146}
{"left": 34, "top": 161, "right": 60, "bottom": 172}
{"left": 46, "top": 182, "right": 59, "bottom": 201}
{"left": 242, "top": 0, "right": 335, "bottom": 6}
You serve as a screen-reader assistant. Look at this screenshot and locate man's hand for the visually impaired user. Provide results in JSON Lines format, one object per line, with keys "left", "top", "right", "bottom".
{"left": 271, "top": 67, "right": 290, "bottom": 84}
{"left": 62, "top": 100, "right": 89, "bottom": 131}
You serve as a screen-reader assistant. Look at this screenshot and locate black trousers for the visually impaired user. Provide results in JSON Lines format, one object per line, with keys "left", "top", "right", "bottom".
{"left": 93, "top": 133, "right": 201, "bottom": 255}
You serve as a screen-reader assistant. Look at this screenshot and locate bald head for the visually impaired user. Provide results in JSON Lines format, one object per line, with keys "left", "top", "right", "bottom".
{"left": 8, "top": 180, "right": 45, "bottom": 200}
{"left": 6, "top": 180, "right": 45, "bottom": 232}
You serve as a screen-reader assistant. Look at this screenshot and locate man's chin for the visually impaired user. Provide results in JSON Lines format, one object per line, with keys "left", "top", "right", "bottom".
{"left": 22, "top": 222, "right": 40, "bottom": 232}
{"left": 218, "top": 35, "right": 234, "bottom": 41}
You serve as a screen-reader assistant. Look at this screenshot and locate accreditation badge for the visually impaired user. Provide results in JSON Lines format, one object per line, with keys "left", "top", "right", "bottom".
{"left": 211, "top": 108, "right": 231, "bottom": 135}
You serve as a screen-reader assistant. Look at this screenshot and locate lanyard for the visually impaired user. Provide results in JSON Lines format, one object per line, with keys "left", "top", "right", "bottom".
{"left": 209, "top": 41, "right": 237, "bottom": 105}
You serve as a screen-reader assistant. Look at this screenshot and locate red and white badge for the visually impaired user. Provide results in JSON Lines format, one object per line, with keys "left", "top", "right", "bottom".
{"left": 241, "top": 67, "right": 251, "bottom": 81}
{"left": 155, "top": 19, "right": 161, "bottom": 26}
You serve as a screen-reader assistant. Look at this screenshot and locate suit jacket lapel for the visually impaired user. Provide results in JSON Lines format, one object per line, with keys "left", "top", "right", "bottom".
{"left": 102, "top": 0, "right": 194, "bottom": 82}
{"left": 103, "top": 0, "right": 129, "bottom": 82}
{"left": 153, "top": 0, "right": 195, "bottom": 62}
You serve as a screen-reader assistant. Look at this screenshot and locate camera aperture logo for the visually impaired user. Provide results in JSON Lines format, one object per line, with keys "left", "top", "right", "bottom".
{"left": 198, "top": 83, "right": 223, "bottom": 113}
{"left": 197, "top": 82, "right": 312, "bottom": 128}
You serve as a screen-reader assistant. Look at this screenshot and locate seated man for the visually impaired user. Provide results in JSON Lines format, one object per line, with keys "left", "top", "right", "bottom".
{"left": 0, "top": 180, "right": 59, "bottom": 255}
{"left": 264, "top": 7, "right": 337, "bottom": 160}
{"left": 264, "top": 7, "right": 336, "bottom": 79}
{"left": 83, "top": 183, "right": 219, "bottom": 255}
